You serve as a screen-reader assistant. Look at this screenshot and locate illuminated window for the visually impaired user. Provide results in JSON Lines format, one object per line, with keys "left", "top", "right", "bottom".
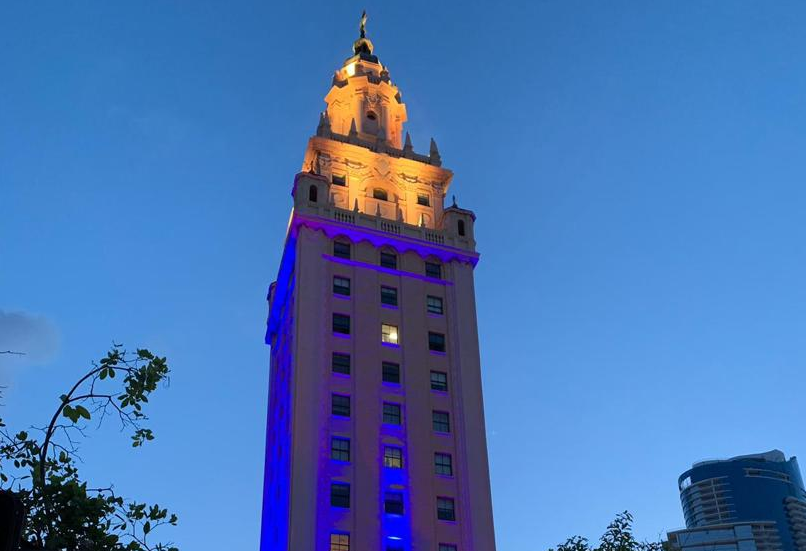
{"left": 330, "top": 533, "right": 350, "bottom": 551}
{"left": 384, "top": 446, "right": 403, "bottom": 468}
{"left": 427, "top": 295, "right": 443, "bottom": 315}
{"left": 331, "top": 437, "right": 350, "bottom": 462}
{"left": 428, "top": 332, "right": 445, "bottom": 352}
{"left": 381, "top": 286, "right": 398, "bottom": 306}
{"left": 332, "top": 313, "right": 350, "bottom": 335}
{"left": 417, "top": 193, "right": 430, "bottom": 206}
{"left": 332, "top": 353, "right": 350, "bottom": 375}
{"left": 433, "top": 411, "right": 450, "bottom": 433}
{"left": 430, "top": 371, "right": 448, "bottom": 392}
{"left": 330, "top": 483, "right": 350, "bottom": 508}
{"left": 334, "top": 241, "right": 351, "bottom": 259}
{"left": 425, "top": 261, "right": 442, "bottom": 279}
{"left": 380, "top": 251, "right": 397, "bottom": 269}
{"left": 439, "top": 545, "right": 457, "bottom": 551}
{"left": 437, "top": 497, "right": 455, "bottom": 521}
{"left": 383, "top": 402, "right": 402, "bottom": 425}
{"left": 332, "top": 394, "right": 350, "bottom": 417}
{"left": 385, "top": 492, "right": 404, "bottom": 515}
{"left": 382, "top": 362, "right": 400, "bottom": 384}
{"left": 382, "top": 324, "right": 399, "bottom": 345}
{"left": 332, "top": 174, "right": 346, "bottom": 186}
{"left": 457, "top": 219, "right": 466, "bottom": 236}
{"left": 373, "top": 188, "right": 389, "bottom": 201}
{"left": 333, "top": 276, "right": 350, "bottom": 296}
{"left": 435, "top": 453, "right": 453, "bottom": 476}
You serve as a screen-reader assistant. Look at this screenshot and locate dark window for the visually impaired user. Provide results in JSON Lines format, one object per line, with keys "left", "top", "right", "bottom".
{"left": 435, "top": 453, "right": 453, "bottom": 476}
{"left": 332, "top": 353, "right": 351, "bottom": 375}
{"left": 437, "top": 497, "right": 455, "bottom": 521}
{"left": 417, "top": 193, "right": 430, "bottom": 206}
{"left": 433, "top": 411, "right": 450, "bottom": 433}
{"left": 381, "top": 286, "right": 398, "bottom": 306}
{"left": 428, "top": 332, "right": 446, "bottom": 352}
{"left": 380, "top": 251, "right": 397, "bottom": 269}
{"left": 383, "top": 402, "right": 402, "bottom": 425}
{"left": 427, "top": 295, "right": 443, "bottom": 315}
{"left": 330, "top": 483, "right": 350, "bottom": 508}
{"left": 439, "top": 545, "right": 458, "bottom": 551}
{"left": 457, "top": 219, "right": 466, "bottom": 236}
{"left": 331, "top": 437, "right": 350, "bottom": 462}
{"left": 385, "top": 492, "right": 404, "bottom": 515}
{"left": 382, "top": 362, "right": 400, "bottom": 384}
{"left": 332, "top": 174, "right": 346, "bottom": 186}
{"left": 425, "top": 262, "right": 442, "bottom": 279}
{"left": 309, "top": 185, "right": 318, "bottom": 202}
{"left": 430, "top": 371, "right": 448, "bottom": 392}
{"left": 334, "top": 241, "right": 351, "bottom": 259}
{"left": 367, "top": 111, "right": 377, "bottom": 121}
{"left": 330, "top": 533, "right": 350, "bottom": 551}
{"left": 333, "top": 313, "right": 350, "bottom": 334}
{"left": 373, "top": 188, "right": 389, "bottom": 201}
{"left": 388, "top": 546, "right": 404, "bottom": 551}
{"left": 333, "top": 276, "right": 351, "bottom": 296}
{"left": 383, "top": 446, "right": 403, "bottom": 468}
{"left": 332, "top": 395, "right": 351, "bottom": 417}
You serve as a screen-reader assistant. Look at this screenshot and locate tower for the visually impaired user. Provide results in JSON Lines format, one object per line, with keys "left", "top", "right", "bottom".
{"left": 668, "top": 450, "right": 806, "bottom": 551}
{"left": 261, "top": 14, "right": 497, "bottom": 551}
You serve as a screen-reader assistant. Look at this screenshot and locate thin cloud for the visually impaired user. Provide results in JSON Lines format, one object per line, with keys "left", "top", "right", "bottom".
{"left": 0, "top": 309, "right": 59, "bottom": 367}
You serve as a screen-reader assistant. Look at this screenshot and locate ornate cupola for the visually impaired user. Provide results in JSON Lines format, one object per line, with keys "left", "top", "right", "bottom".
{"left": 323, "top": 11, "right": 408, "bottom": 149}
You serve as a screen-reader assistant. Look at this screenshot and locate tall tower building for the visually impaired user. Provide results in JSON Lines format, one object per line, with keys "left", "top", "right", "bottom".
{"left": 260, "top": 14, "right": 497, "bottom": 551}
{"left": 668, "top": 450, "right": 806, "bottom": 551}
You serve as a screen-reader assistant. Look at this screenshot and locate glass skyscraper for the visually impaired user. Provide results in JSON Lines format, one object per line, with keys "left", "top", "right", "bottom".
{"left": 668, "top": 450, "right": 806, "bottom": 551}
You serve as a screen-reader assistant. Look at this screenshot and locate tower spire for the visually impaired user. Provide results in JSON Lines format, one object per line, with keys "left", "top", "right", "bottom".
{"left": 353, "top": 10, "right": 375, "bottom": 57}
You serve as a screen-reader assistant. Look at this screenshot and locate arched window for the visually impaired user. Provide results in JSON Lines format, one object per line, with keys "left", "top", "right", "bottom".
{"left": 458, "top": 219, "right": 466, "bottom": 236}
{"left": 308, "top": 185, "right": 318, "bottom": 202}
{"left": 373, "top": 188, "right": 389, "bottom": 201}
{"left": 364, "top": 110, "right": 379, "bottom": 135}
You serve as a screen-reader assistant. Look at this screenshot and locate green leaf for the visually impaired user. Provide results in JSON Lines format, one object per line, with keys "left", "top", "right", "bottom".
{"left": 108, "top": 368, "right": 116, "bottom": 378}
{"left": 99, "top": 368, "right": 107, "bottom": 380}
{"left": 143, "top": 521, "right": 151, "bottom": 534}
{"left": 75, "top": 405, "right": 91, "bottom": 420}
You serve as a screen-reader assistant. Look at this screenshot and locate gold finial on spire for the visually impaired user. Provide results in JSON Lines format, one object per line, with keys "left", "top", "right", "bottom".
{"left": 359, "top": 10, "right": 368, "bottom": 39}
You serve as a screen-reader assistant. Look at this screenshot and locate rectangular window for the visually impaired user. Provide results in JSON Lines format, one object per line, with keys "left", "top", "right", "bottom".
{"left": 417, "top": 193, "right": 430, "bottom": 206}
{"left": 385, "top": 492, "right": 404, "bottom": 515}
{"left": 427, "top": 295, "right": 443, "bottom": 315}
{"left": 330, "top": 533, "right": 350, "bottom": 551}
{"left": 428, "top": 332, "right": 446, "bottom": 352}
{"left": 332, "top": 352, "right": 351, "bottom": 375}
{"left": 333, "top": 241, "right": 351, "bottom": 259}
{"left": 333, "top": 276, "right": 351, "bottom": 296}
{"left": 380, "top": 286, "right": 398, "bottom": 306}
{"left": 430, "top": 371, "right": 448, "bottom": 392}
{"left": 425, "top": 262, "right": 442, "bottom": 279}
{"left": 433, "top": 411, "right": 450, "bottom": 433}
{"left": 333, "top": 313, "right": 350, "bottom": 334}
{"left": 439, "top": 545, "right": 458, "bottom": 551}
{"left": 383, "top": 402, "right": 402, "bottom": 425}
{"left": 331, "top": 437, "right": 350, "bottom": 462}
{"left": 383, "top": 446, "right": 403, "bottom": 468}
{"left": 382, "top": 362, "right": 400, "bottom": 384}
{"left": 380, "top": 251, "right": 397, "bottom": 269}
{"left": 331, "top": 174, "right": 346, "bottom": 186}
{"left": 435, "top": 453, "right": 453, "bottom": 476}
{"left": 330, "top": 483, "right": 350, "bottom": 508}
{"left": 437, "top": 497, "right": 455, "bottom": 521}
{"left": 332, "top": 394, "right": 351, "bottom": 417}
{"left": 382, "top": 324, "right": 399, "bottom": 345}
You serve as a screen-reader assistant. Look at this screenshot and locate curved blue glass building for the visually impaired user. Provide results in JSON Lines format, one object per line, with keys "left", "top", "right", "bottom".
{"left": 669, "top": 450, "right": 806, "bottom": 551}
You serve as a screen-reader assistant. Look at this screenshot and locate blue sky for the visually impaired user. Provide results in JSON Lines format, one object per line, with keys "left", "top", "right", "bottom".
{"left": 2, "top": 1, "right": 806, "bottom": 549}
